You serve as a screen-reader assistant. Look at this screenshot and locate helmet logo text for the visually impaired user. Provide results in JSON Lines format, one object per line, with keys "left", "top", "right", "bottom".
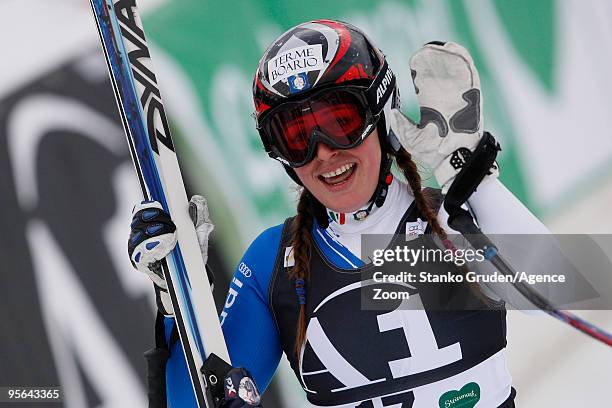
{"left": 268, "top": 45, "right": 324, "bottom": 86}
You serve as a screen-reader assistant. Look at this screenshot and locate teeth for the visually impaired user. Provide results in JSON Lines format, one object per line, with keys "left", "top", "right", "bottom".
{"left": 321, "top": 163, "right": 354, "bottom": 179}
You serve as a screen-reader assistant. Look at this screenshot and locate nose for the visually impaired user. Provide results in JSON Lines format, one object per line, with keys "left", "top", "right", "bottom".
{"left": 315, "top": 142, "right": 338, "bottom": 161}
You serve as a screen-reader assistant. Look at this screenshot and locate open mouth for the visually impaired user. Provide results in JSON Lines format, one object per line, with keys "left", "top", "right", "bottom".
{"left": 318, "top": 163, "right": 356, "bottom": 186}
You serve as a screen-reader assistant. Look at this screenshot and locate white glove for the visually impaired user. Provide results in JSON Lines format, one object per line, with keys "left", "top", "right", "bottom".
{"left": 189, "top": 195, "right": 214, "bottom": 266}
{"left": 389, "top": 41, "right": 498, "bottom": 191}
{"left": 128, "top": 195, "right": 215, "bottom": 316}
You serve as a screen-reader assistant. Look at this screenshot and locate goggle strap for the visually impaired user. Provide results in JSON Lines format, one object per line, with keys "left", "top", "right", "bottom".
{"left": 365, "top": 60, "right": 396, "bottom": 114}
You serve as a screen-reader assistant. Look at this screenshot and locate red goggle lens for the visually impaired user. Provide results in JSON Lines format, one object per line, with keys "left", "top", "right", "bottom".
{"left": 265, "top": 90, "right": 369, "bottom": 166}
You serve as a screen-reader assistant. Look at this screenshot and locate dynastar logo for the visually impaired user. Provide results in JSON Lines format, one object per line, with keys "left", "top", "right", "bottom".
{"left": 113, "top": 0, "right": 174, "bottom": 154}
{"left": 376, "top": 67, "right": 394, "bottom": 105}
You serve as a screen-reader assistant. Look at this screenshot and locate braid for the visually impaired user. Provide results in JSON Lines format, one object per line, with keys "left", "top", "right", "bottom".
{"left": 290, "top": 189, "right": 314, "bottom": 359}
{"left": 395, "top": 148, "right": 486, "bottom": 303}
{"left": 395, "top": 148, "right": 449, "bottom": 242}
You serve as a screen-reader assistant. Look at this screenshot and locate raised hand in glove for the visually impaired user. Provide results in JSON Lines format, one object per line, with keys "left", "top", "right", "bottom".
{"left": 389, "top": 41, "right": 499, "bottom": 192}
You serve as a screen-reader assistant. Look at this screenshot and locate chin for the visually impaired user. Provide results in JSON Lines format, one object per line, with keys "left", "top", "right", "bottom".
{"left": 303, "top": 166, "right": 379, "bottom": 213}
{"left": 321, "top": 194, "right": 370, "bottom": 214}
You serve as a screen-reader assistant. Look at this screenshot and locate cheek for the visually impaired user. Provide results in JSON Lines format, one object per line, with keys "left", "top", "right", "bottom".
{"left": 293, "top": 165, "right": 316, "bottom": 188}
{"left": 358, "top": 155, "right": 382, "bottom": 205}
{"left": 359, "top": 144, "right": 381, "bottom": 185}
{"left": 363, "top": 164, "right": 379, "bottom": 196}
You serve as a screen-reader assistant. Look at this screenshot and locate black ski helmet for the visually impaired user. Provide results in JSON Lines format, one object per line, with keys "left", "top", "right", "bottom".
{"left": 253, "top": 20, "right": 400, "bottom": 184}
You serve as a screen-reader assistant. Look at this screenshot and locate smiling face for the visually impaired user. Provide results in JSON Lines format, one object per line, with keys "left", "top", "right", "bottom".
{"left": 294, "top": 130, "right": 381, "bottom": 213}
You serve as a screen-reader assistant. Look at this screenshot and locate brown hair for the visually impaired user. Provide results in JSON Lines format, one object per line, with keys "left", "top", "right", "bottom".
{"left": 288, "top": 147, "right": 456, "bottom": 359}
{"left": 287, "top": 189, "right": 315, "bottom": 358}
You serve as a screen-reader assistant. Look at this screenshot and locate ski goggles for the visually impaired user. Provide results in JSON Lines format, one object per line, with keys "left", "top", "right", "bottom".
{"left": 256, "top": 61, "right": 396, "bottom": 167}
{"left": 256, "top": 86, "right": 380, "bottom": 168}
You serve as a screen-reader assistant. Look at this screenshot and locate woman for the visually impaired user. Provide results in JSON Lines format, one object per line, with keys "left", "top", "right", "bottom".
{"left": 129, "top": 20, "right": 548, "bottom": 407}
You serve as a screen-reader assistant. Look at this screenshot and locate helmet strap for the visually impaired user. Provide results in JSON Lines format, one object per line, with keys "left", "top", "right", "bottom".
{"left": 308, "top": 192, "right": 330, "bottom": 229}
{"left": 283, "top": 166, "right": 303, "bottom": 186}
{"left": 361, "top": 116, "right": 396, "bottom": 215}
